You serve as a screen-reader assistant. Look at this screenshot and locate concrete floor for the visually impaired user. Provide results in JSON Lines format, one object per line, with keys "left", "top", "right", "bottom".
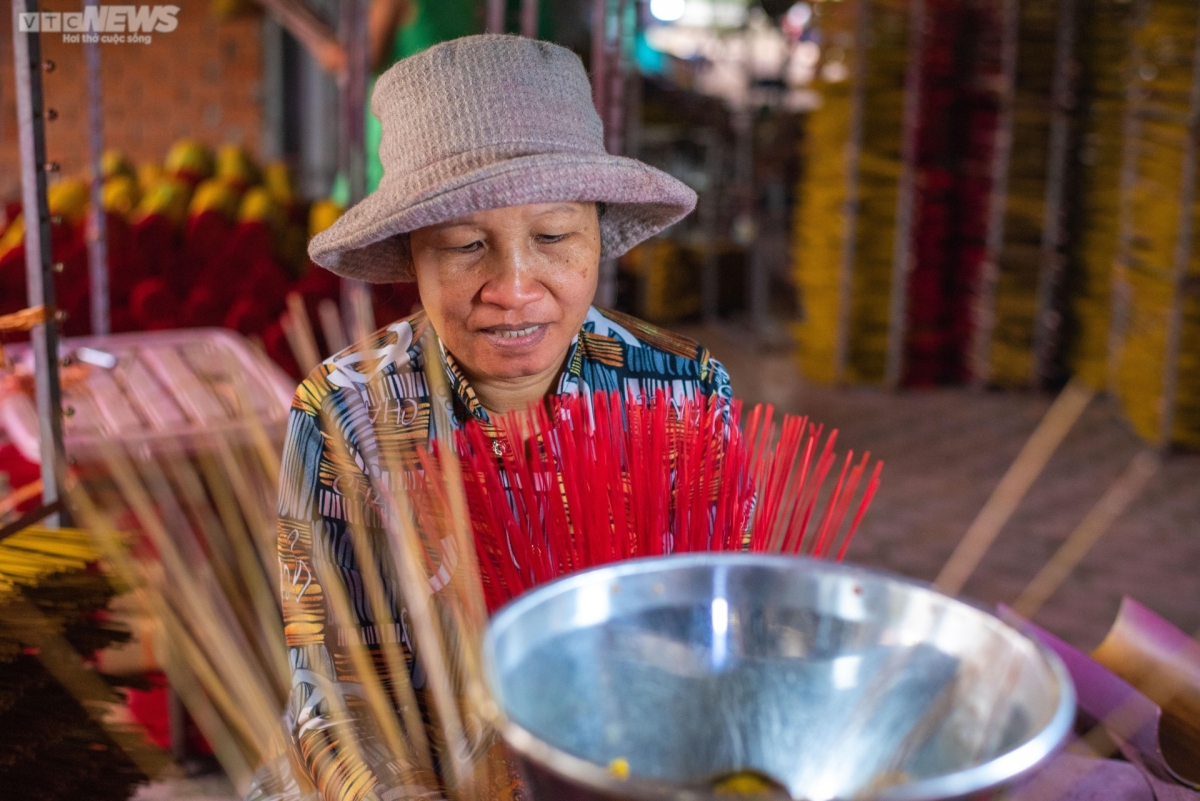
{"left": 695, "top": 324, "right": 1200, "bottom": 650}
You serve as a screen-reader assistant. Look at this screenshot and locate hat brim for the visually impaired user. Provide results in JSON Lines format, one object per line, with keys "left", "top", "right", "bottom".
{"left": 308, "top": 152, "right": 698, "bottom": 283}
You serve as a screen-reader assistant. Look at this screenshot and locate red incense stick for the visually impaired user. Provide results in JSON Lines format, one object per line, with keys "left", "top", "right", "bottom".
{"left": 425, "top": 390, "right": 883, "bottom": 611}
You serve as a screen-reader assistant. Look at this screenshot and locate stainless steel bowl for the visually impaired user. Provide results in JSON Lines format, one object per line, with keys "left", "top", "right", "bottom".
{"left": 483, "top": 554, "right": 1074, "bottom": 801}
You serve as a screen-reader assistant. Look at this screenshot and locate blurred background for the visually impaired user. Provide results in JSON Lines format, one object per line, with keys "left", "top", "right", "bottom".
{"left": 1, "top": 0, "right": 1199, "bottom": 798}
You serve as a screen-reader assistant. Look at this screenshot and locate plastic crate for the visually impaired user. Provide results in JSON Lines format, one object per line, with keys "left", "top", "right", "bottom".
{"left": 1, "top": 328, "right": 296, "bottom": 463}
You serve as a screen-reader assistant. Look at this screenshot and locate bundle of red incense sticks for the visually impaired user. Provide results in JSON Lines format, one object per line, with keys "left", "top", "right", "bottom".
{"left": 428, "top": 390, "right": 882, "bottom": 612}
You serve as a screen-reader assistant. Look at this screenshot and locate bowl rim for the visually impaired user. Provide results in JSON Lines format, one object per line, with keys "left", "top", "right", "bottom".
{"left": 482, "top": 553, "right": 1076, "bottom": 801}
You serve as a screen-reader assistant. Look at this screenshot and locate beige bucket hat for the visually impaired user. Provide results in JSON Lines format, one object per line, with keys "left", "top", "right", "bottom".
{"left": 307, "top": 34, "right": 698, "bottom": 283}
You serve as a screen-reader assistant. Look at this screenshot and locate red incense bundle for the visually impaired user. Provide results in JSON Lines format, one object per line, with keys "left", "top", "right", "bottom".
{"left": 432, "top": 390, "right": 882, "bottom": 612}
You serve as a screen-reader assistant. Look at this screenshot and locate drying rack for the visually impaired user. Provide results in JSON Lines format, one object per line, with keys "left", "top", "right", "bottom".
{"left": 968, "top": 0, "right": 1081, "bottom": 389}
{"left": 9, "top": 0, "right": 70, "bottom": 530}
{"left": 823, "top": 0, "right": 1079, "bottom": 388}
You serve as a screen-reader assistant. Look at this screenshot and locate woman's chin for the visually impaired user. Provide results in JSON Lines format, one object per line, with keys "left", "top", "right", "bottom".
{"left": 462, "top": 327, "right": 567, "bottom": 378}
{"left": 471, "top": 351, "right": 561, "bottom": 381}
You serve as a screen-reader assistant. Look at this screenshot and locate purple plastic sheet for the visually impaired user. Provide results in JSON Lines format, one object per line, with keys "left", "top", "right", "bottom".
{"left": 1008, "top": 752, "right": 1152, "bottom": 801}
{"left": 998, "top": 606, "right": 1200, "bottom": 800}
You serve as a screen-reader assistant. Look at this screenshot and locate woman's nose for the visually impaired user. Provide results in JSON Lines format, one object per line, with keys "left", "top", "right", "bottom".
{"left": 477, "top": 245, "right": 546, "bottom": 309}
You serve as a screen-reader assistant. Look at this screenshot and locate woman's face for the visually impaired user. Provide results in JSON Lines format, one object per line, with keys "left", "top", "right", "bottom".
{"left": 410, "top": 202, "right": 601, "bottom": 384}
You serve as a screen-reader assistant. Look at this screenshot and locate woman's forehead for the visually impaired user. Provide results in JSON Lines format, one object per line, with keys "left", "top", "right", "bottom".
{"left": 432, "top": 202, "right": 595, "bottom": 230}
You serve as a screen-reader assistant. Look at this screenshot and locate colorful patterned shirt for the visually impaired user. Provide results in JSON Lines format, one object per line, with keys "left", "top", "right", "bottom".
{"left": 262, "top": 306, "right": 731, "bottom": 801}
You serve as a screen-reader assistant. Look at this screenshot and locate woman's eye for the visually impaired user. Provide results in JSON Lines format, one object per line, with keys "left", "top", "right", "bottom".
{"left": 451, "top": 241, "right": 483, "bottom": 253}
{"left": 536, "top": 233, "right": 569, "bottom": 244}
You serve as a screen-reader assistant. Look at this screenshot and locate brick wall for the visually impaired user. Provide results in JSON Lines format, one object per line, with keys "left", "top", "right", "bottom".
{"left": 1, "top": 0, "right": 265, "bottom": 202}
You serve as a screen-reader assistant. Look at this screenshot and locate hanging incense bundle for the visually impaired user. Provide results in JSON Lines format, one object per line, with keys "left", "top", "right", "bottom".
{"left": 1112, "top": 0, "right": 1200, "bottom": 448}
{"left": 434, "top": 390, "right": 882, "bottom": 612}
{"left": 983, "top": 0, "right": 1060, "bottom": 387}
{"left": 0, "top": 526, "right": 169, "bottom": 801}
{"left": 791, "top": 0, "right": 857, "bottom": 385}
{"left": 792, "top": 0, "right": 921, "bottom": 386}
{"left": 1066, "top": 0, "right": 1132, "bottom": 389}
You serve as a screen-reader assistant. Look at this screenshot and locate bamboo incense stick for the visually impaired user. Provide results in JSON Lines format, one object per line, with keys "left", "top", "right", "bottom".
{"left": 1012, "top": 449, "right": 1160, "bottom": 618}
{"left": 935, "top": 380, "right": 1094, "bottom": 595}
{"left": 66, "top": 468, "right": 280, "bottom": 785}
{"left": 318, "top": 298, "right": 349, "bottom": 355}
{"left": 158, "top": 635, "right": 258, "bottom": 793}
{"left": 280, "top": 312, "right": 313, "bottom": 378}
{"left": 419, "top": 325, "right": 513, "bottom": 790}
{"left": 309, "top": 408, "right": 435, "bottom": 773}
{"left": 308, "top": 532, "right": 425, "bottom": 781}
{"left": 94, "top": 443, "right": 284, "bottom": 734}
{"left": 339, "top": 509, "right": 436, "bottom": 771}
{"left": 0, "top": 478, "right": 42, "bottom": 518}
{"left": 284, "top": 292, "right": 321, "bottom": 375}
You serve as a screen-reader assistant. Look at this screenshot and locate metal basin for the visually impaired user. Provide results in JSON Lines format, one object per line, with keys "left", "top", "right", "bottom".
{"left": 483, "top": 554, "right": 1074, "bottom": 801}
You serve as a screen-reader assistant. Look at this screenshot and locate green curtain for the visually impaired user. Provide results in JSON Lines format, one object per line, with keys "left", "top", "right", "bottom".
{"left": 331, "top": 0, "right": 479, "bottom": 206}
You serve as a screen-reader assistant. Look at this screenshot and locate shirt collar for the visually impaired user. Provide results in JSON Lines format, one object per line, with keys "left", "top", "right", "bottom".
{"left": 436, "top": 338, "right": 489, "bottom": 426}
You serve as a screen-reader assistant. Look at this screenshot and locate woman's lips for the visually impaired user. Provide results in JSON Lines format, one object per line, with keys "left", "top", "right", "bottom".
{"left": 494, "top": 325, "right": 540, "bottom": 339}
{"left": 477, "top": 323, "right": 550, "bottom": 351}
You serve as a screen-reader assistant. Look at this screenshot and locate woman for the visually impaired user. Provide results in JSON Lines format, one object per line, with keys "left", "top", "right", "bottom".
{"left": 266, "top": 35, "right": 731, "bottom": 800}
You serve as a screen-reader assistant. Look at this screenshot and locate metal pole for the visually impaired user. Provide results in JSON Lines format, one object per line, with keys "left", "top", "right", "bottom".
{"left": 12, "top": 0, "right": 70, "bottom": 527}
{"left": 834, "top": 0, "right": 869, "bottom": 383}
{"left": 593, "top": 0, "right": 617, "bottom": 307}
{"left": 700, "top": 129, "right": 722, "bottom": 324}
{"left": 84, "top": 0, "right": 108, "bottom": 335}
{"left": 261, "top": 16, "right": 286, "bottom": 161}
{"left": 340, "top": 0, "right": 367, "bottom": 206}
{"left": 626, "top": 44, "right": 643, "bottom": 161}
{"left": 970, "top": 0, "right": 1020, "bottom": 388}
{"left": 521, "top": 0, "right": 538, "bottom": 38}
{"left": 884, "top": 0, "right": 926, "bottom": 388}
{"left": 733, "top": 109, "right": 762, "bottom": 333}
{"left": 487, "top": 0, "right": 505, "bottom": 33}
{"left": 1157, "top": 12, "right": 1200, "bottom": 450}
{"left": 340, "top": 0, "right": 373, "bottom": 339}
{"left": 592, "top": 0, "right": 609, "bottom": 125}
{"left": 606, "top": 0, "right": 626, "bottom": 156}
{"left": 1032, "top": 0, "right": 1078, "bottom": 386}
